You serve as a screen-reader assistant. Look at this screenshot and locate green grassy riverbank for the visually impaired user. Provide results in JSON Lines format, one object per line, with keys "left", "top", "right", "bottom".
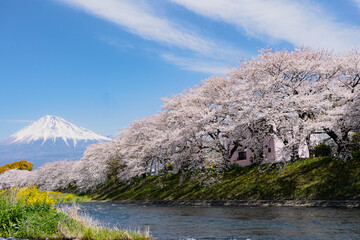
{"left": 92, "top": 155, "right": 360, "bottom": 201}
{"left": 0, "top": 186, "right": 150, "bottom": 240}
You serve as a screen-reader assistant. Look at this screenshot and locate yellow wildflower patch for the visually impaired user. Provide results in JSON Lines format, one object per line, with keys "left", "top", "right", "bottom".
{"left": 47, "top": 191, "right": 62, "bottom": 195}
{"left": 16, "top": 185, "right": 55, "bottom": 208}
{"left": 64, "top": 194, "right": 74, "bottom": 202}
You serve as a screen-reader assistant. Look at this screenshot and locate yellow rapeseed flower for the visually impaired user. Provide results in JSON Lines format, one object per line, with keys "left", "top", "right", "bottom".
{"left": 16, "top": 186, "right": 55, "bottom": 209}
{"left": 47, "top": 191, "right": 62, "bottom": 195}
{"left": 64, "top": 194, "right": 74, "bottom": 202}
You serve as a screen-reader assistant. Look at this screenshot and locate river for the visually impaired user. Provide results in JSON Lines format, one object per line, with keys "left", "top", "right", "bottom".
{"left": 61, "top": 202, "right": 360, "bottom": 240}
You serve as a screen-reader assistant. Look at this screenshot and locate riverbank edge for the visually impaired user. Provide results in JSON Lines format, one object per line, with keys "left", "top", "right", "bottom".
{"left": 91, "top": 156, "right": 360, "bottom": 203}
{"left": 99, "top": 200, "right": 360, "bottom": 208}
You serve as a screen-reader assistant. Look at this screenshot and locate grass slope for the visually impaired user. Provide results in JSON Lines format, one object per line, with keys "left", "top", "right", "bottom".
{"left": 93, "top": 155, "right": 360, "bottom": 201}
{"left": 0, "top": 186, "right": 150, "bottom": 240}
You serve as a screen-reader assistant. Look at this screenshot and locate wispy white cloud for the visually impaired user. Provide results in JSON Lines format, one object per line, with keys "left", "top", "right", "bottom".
{"left": 161, "top": 53, "right": 228, "bottom": 75}
{"left": 170, "top": 0, "right": 360, "bottom": 51}
{"left": 57, "top": 0, "right": 249, "bottom": 74}
{"left": 352, "top": 0, "right": 360, "bottom": 9}
{"left": 58, "top": 0, "right": 215, "bottom": 55}
{"left": 99, "top": 36, "right": 135, "bottom": 51}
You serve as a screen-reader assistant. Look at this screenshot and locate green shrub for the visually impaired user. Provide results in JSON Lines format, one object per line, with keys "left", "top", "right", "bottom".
{"left": 106, "top": 157, "right": 125, "bottom": 180}
{"left": 0, "top": 196, "right": 25, "bottom": 235}
{"left": 351, "top": 132, "right": 360, "bottom": 153}
{"left": 166, "top": 163, "right": 173, "bottom": 171}
{"left": 312, "top": 143, "right": 332, "bottom": 157}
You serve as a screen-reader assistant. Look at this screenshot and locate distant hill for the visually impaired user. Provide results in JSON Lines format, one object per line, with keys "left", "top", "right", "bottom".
{"left": 0, "top": 115, "right": 110, "bottom": 168}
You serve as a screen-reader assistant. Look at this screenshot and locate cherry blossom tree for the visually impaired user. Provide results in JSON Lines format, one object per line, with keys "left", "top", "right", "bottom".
{"left": 316, "top": 49, "right": 360, "bottom": 157}
{"left": 76, "top": 141, "right": 122, "bottom": 191}
{"left": 0, "top": 169, "right": 34, "bottom": 189}
{"left": 33, "top": 161, "right": 78, "bottom": 191}
{"left": 229, "top": 47, "right": 342, "bottom": 161}
{"left": 1, "top": 47, "right": 358, "bottom": 190}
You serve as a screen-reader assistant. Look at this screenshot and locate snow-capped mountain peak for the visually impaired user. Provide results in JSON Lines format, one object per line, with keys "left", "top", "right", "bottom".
{"left": 7, "top": 115, "right": 110, "bottom": 146}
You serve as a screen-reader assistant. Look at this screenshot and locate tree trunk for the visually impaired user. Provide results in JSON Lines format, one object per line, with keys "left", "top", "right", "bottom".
{"left": 323, "top": 128, "right": 351, "bottom": 160}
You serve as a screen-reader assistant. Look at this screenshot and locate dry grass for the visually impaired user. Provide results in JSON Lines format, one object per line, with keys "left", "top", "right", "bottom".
{"left": 58, "top": 203, "right": 150, "bottom": 240}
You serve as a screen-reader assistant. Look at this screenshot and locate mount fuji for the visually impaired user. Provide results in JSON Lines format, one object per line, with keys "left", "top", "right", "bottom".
{"left": 0, "top": 115, "right": 111, "bottom": 168}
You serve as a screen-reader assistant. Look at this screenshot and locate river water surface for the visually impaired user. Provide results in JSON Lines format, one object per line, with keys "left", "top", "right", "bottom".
{"left": 69, "top": 202, "right": 360, "bottom": 240}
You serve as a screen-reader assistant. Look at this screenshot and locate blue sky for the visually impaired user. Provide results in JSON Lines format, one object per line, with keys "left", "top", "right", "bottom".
{"left": 1, "top": 0, "right": 360, "bottom": 140}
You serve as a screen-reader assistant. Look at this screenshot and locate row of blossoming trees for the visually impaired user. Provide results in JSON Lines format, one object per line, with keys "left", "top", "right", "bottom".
{"left": 1, "top": 47, "right": 359, "bottom": 191}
